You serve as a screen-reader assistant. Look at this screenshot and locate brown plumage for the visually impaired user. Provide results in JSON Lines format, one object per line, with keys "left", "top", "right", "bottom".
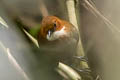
{"left": 37, "top": 16, "right": 79, "bottom": 65}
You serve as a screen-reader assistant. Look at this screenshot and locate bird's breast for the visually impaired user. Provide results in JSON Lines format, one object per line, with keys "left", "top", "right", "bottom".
{"left": 39, "top": 36, "right": 77, "bottom": 56}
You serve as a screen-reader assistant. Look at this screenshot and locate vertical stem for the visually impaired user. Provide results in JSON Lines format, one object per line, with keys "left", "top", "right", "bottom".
{"left": 66, "top": 0, "right": 78, "bottom": 29}
{"left": 65, "top": 0, "right": 89, "bottom": 68}
{"left": 39, "top": 0, "right": 49, "bottom": 17}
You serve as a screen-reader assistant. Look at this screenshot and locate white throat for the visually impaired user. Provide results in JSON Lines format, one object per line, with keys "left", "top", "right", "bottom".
{"left": 46, "top": 26, "right": 67, "bottom": 41}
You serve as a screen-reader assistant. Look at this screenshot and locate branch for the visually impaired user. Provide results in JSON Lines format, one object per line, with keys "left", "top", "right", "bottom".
{"left": 65, "top": 0, "right": 89, "bottom": 68}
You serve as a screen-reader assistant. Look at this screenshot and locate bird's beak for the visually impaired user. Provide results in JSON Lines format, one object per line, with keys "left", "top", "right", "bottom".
{"left": 48, "top": 27, "right": 55, "bottom": 37}
{"left": 48, "top": 30, "right": 52, "bottom": 37}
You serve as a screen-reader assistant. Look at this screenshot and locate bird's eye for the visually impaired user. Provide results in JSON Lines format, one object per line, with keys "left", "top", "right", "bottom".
{"left": 53, "top": 21, "right": 57, "bottom": 28}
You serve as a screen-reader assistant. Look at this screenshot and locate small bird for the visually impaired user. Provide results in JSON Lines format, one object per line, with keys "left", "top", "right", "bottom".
{"left": 37, "top": 16, "right": 79, "bottom": 66}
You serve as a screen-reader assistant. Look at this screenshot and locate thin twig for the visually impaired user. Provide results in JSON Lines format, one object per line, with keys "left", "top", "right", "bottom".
{"left": 0, "top": 16, "right": 8, "bottom": 28}
{"left": 65, "top": 0, "right": 89, "bottom": 69}
{"left": 0, "top": 42, "right": 30, "bottom": 80}
{"left": 6, "top": 49, "right": 30, "bottom": 80}
{"left": 82, "top": 0, "right": 120, "bottom": 33}
{"left": 39, "top": 0, "right": 49, "bottom": 17}
{"left": 58, "top": 62, "right": 81, "bottom": 80}
{"left": 23, "top": 29, "right": 39, "bottom": 47}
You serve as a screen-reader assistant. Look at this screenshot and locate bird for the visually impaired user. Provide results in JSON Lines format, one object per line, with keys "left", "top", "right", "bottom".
{"left": 37, "top": 16, "right": 79, "bottom": 66}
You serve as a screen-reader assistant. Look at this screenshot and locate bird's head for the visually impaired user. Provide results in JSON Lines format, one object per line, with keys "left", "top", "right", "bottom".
{"left": 39, "top": 16, "right": 70, "bottom": 41}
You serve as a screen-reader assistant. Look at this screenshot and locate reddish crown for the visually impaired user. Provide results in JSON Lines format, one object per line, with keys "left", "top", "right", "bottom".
{"left": 38, "top": 16, "right": 71, "bottom": 39}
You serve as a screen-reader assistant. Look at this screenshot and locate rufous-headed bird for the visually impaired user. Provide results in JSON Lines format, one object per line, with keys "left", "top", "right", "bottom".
{"left": 37, "top": 16, "right": 79, "bottom": 66}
